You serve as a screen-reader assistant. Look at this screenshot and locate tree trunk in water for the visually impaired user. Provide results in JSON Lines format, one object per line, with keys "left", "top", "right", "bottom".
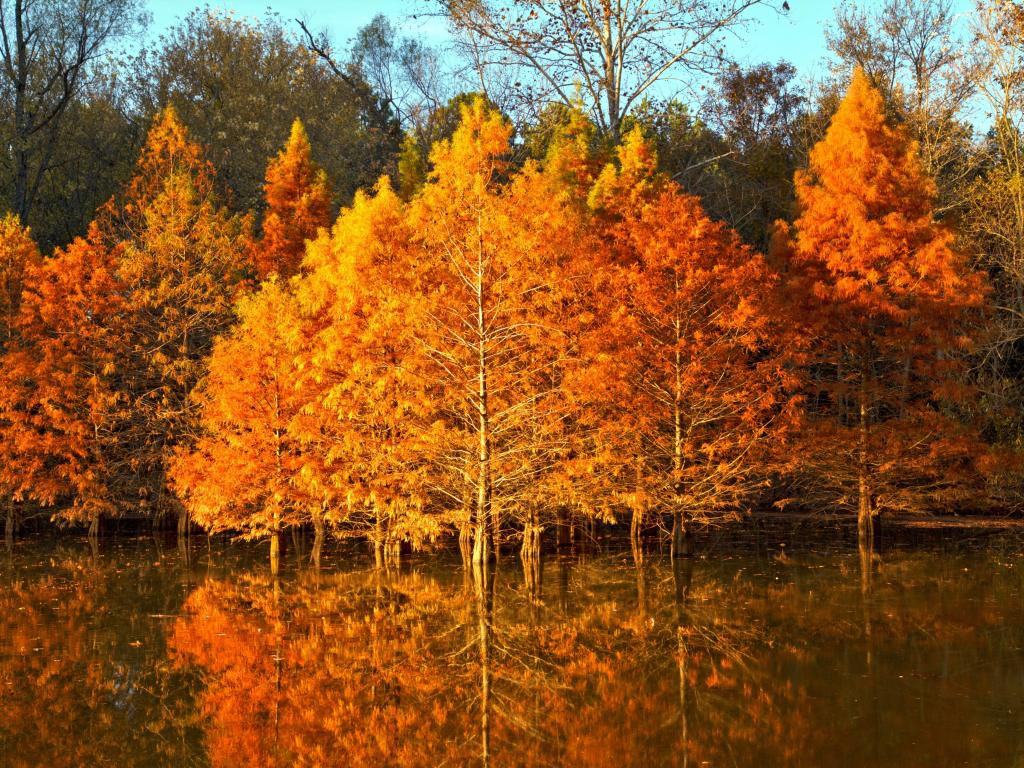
{"left": 270, "top": 531, "right": 281, "bottom": 576}
{"left": 671, "top": 509, "right": 694, "bottom": 559}
{"left": 374, "top": 539, "right": 384, "bottom": 570}
{"left": 858, "top": 395, "right": 874, "bottom": 549}
{"left": 459, "top": 519, "right": 473, "bottom": 564}
{"left": 177, "top": 508, "right": 189, "bottom": 540}
{"left": 556, "top": 507, "right": 571, "bottom": 549}
{"left": 311, "top": 514, "right": 324, "bottom": 569}
{"left": 520, "top": 507, "right": 541, "bottom": 562}
{"left": 87, "top": 511, "right": 100, "bottom": 540}
{"left": 385, "top": 539, "right": 401, "bottom": 567}
{"left": 5, "top": 499, "right": 14, "bottom": 544}
{"left": 630, "top": 507, "right": 642, "bottom": 552}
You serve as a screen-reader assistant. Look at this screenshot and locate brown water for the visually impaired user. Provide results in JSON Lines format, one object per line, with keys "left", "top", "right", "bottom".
{"left": 1, "top": 535, "right": 1023, "bottom": 767}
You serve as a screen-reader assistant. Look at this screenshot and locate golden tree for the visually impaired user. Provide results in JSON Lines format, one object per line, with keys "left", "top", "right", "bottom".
{"left": 409, "top": 98, "right": 583, "bottom": 563}
{"left": 292, "top": 179, "right": 439, "bottom": 567}
{"left": 774, "top": 68, "right": 988, "bottom": 541}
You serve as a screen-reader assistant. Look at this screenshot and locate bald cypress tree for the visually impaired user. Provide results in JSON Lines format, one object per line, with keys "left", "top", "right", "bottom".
{"left": 775, "top": 68, "right": 988, "bottom": 543}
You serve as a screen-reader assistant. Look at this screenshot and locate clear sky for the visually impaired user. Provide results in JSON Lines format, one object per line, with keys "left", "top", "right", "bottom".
{"left": 143, "top": 0, "right": 978, "bottom": 81}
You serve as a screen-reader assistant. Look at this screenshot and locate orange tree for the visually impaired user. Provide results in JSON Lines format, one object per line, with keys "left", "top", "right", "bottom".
{"left": 0, "top": 215, "right": 41, "bottom": 538}
{"left": 253, "top": 118, "right": 333, "bottom": 280}
{"left": 0, "top": 226, "right": 127, "bottom": 536}
{"left": 773, "top": 68, "right": 988, "bottom": 540}
{"left": 575, "top": 129, "right": 797, "bottom": 558}
{"left": 99, "top": 107, "right": 253, "bottom": 531}
{"left": 170, "top": 278, "right": 312, "bottom": 571}
{"left": 408, "top": 98, "right": 584, "bottom": 563}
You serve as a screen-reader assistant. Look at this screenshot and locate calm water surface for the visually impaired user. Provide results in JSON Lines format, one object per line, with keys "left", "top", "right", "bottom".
{"left": 1, "top": 535, "right": 1023, "bottom": 767}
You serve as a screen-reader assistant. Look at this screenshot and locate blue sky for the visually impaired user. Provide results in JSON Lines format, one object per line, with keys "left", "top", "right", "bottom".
{"left": 143, "top": 0, "right": 977, "bottom": 81}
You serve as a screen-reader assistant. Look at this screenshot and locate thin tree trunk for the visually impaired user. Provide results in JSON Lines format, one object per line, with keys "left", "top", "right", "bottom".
{"left": 311, "top": 510, "right": 325, "bottom": 568}
{"left": 473, "top": 333, "right": 492, "bottom": 565}
{"left": 270, "top": 528, "right": 281, "bottom": 577}
{"left": 671, "top": 314, "right": 693, "bottom": 560}
{"left": 5, "top": 498, "right": 14, "bottom": 544}
{"left": 459, "top": 517, "right": 473, "bottom": 563}
{"left": 473, "top": 207, "right": 492, "bottom": 567}
{"left": 87, "top": 510, "right": 100, "bottom": 540}
{"left": 858, "top": 380, "right": 874, "bottom": 548}
{"left": 556, "top": 507, "right": 571, "bottom": 549}
{"left": 671, "top": 510, "right": 694, "bottom": 560}
{"left": 630, "top": 506, "right": 642, "bottom": 551}
{"left": 520, "top": 507, "right": 541, "bottom": 563}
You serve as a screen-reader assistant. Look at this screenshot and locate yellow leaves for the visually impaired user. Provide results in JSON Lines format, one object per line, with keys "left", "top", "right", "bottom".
{"left": 426, "top": 96, "right": 513, "bottom": 194}
{"left": 588, "top": 126, "right": 658, "bottom": 212}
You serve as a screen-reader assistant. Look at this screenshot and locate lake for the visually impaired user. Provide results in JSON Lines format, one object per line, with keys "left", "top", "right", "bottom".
{"left": 1, "top": 533, "right": 1023, "bottom": 767}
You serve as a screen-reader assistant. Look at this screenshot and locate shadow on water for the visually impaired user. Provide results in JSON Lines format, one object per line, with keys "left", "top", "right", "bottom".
{"left": 0, "top": 531, "right": 1023, "bottom": 766}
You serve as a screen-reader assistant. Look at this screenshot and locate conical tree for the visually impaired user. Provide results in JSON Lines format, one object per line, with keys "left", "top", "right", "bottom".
{"left": 574, "top": 130, "right": 796, "bottom": 559}
{"left": 104, "top": 107, "right": 253, "bottom": 532}
{"left": 775, "top": 68, "right": 988, "bottom": 543}
{"left": 292, "top": 179, "right": 438, "bottom": 568}
{"left": 410, "top": 98, "right": 584, "bottom": 565}
{"left": 254, "top": 119, "right": 332, "bottom": 280}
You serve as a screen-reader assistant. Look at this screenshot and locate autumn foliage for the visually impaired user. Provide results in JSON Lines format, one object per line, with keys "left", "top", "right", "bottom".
{"left": 772, "top": 68, "right": 988, "bottom": 538}
{"left": 254, "top": 119, "right": 333, "bottom": 280}
{"left": 0, "top": 73, "right": 1002, "bottom": 555}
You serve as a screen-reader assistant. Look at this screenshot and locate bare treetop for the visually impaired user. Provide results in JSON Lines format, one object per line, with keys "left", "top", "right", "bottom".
{"left": 439, "top": 0, "right": 782, "bottom": 140}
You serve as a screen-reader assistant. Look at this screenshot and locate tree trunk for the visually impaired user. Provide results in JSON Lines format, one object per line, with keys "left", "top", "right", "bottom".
{"left": 671, "top": 509, "right": 694, "bottom": 560}
{"left": 87, "top": 511, "right": 100, "bottom": 540}
{"left": 5, "top": 499, "right": 15, "bottom": 544}
{"left": 473, "top": 231, "right": 493, "bottom": 567}
{"left": 177, "top": 508, "right": 189, "bottom": 540}
{"left": 520, "top": 507, "right": 541, "bottom": 563}
{"left": 630, "top": 506, "right": 642, "bottom": 550}
{"left": 556, "top": 507, "right": 571, "bottom": 549}
{"left": 671, "top": 339, "right": 693, "bottom": 560}
{"left": 385, "top": 539, "right": 401, "bottom": 567}
{"left": 858, "top": 392, "right": 874, "bottom": 548}
{"left": 311, "top": 512, "right": 325, "bottom": 568}
{"left": 270, "top": 530, "right": 281, "bottom": 576}
{"left": 459, "top": 518, "right": 473, "bottom": 563}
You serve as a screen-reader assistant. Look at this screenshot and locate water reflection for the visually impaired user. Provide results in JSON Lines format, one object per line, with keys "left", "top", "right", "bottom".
{"left": 1, "top": 539, "right": 1023, "bottom": 766}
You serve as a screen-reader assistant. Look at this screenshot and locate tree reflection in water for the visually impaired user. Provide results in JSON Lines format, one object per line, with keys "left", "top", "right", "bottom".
{"left": 2, "top": 541, "right": 1023, "bottom": 766}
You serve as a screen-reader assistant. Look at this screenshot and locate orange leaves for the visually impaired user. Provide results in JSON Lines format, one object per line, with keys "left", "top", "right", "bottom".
{"left": 255, "top": 119, "right": 333, "bottom": 280}
{"left": 777, "top": 67, "right": 990, "bottom": 515}
{"left": 0, "top": 226, "right": 126, "bottom": 519}
{"left": 171, "top": 279, "right": 309, "bottom": 538}
{"left": 0, "top": 214, "right": 40, "bottom": 347}
{"left": 575, "top": 152, "right": 794, "bottom": 530}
